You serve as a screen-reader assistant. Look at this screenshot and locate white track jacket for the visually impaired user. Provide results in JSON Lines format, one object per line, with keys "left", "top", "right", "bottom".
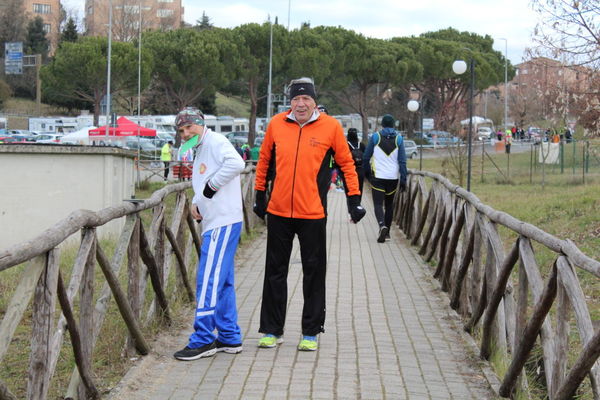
{"left": 191, "top": 129, "right": 245, "bottom": 234}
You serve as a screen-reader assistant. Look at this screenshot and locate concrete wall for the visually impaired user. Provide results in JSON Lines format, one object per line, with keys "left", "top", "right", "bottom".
{"left": 0, "top": 145, "right": 136, "bottom": 250}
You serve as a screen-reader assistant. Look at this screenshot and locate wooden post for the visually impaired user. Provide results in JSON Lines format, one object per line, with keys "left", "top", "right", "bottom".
{"left": 27, "top": 249, "right": 60, "bottom": 400}
{"left": 425, "top": 206, "right": 446, "bottom": 263}
{"left": 441, "top": 204, "right": 466, "bottom": 292}
{"left": 480, "top": 239, "right": 520, "bottom": 360}
{"left": 0, "top": 256, "right": 46, "bottom": 364}
{"left": 75, "top": 229, "right": 97, "bottom": 400}
{"left": 165, "top": 226, "right": 195, "bottom": 302}
{"left": 499, "top": 264, "right": 557, "bottom": 398}
{"left": 186, "top": 211, "right": 203, "bottom": 255}
{"left": 125, "top": 218, "right": 141, "bottom": 356}
{"left": 410, "top": 188, "right": 433, "bottom": 246}
{"left": 449, "top": 221, "right": 475, "bottom": 310}
{"left": 56, "top": 272, "right": 99, "bottom": 399}
{"left": 96, "top": 244, "right": 150, "bottom": 355}
{"left": 552, "top": 267, "right": 570, "bottom": 398}
{"left": 419, "top": 201, "right": 439, "bottom": 255}
{"left": 138, "top": 222, "right": 172, "bottom": 322}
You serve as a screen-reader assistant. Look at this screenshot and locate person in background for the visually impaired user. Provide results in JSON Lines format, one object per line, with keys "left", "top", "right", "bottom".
{"left": 250, "top": 141, "right": 261, "bottom": 163}
{"left": 363, "top": 114, "right": 407, "bottom": 243}
{"left": 565, "top": 128, "right": 573, "bottom": 143}
{"left": 172, "top": 107, "right": 245, "bottom": 361}
{"left": 504, "top": 130, "right": 513, "bottom": 153}
{"left": 346, "top": 127, "right": 365, "bottom": 202}
{"left": 253, "top": 78, "right": 365, "bottom": 352}
{"left": 160, "top": 140, "right": 174, "bottom": 181}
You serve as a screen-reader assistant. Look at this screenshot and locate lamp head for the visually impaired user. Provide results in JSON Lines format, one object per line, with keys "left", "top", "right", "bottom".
{"left": 407, "top": 100, "right": 419, "bottom": 112}
{"left": 452, "top": 60, "right": 468, "bottom": 75}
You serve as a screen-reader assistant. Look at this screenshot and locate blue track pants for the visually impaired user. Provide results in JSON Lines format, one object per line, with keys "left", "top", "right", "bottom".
{"left": 188, "top": 222, "right": 242, "bottom": 348}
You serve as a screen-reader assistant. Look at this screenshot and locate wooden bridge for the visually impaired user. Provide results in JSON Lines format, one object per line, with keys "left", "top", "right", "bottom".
{"left": 1, "top": 167, "right": 599, "bottom": 399}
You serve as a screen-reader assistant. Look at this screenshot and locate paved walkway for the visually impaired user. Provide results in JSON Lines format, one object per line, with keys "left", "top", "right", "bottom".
{"left": 108, "top": 189, "right": 499, "bottom": 400}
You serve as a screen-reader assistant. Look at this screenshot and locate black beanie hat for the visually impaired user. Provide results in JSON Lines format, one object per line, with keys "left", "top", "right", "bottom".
{"left": 347, "top": 128, "right": 358, "bottom": 142}
{"left": 382, "top": 114, "right": 395, "bottom": 128}
{"left": 289, "top": 78, "right": 317, "bottom": 100}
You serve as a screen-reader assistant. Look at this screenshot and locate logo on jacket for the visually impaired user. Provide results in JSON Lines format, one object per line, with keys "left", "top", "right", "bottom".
{"left": 310, "top": 137, "right": 320, "bottom": 147}
{"left": 198, "top": 163, "right": 207, "bottom": 174}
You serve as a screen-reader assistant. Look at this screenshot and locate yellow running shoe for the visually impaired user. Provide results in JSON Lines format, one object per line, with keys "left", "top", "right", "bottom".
{"left": 258, "top": 334, "right": 283, "bottom": 348}
{"left": 297, "top": 335, "right": 318, "bottom": 351}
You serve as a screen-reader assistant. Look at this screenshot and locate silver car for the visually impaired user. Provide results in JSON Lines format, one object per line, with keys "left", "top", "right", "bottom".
{"left": 404, "top": 140, "right": 419, "bottom": 159}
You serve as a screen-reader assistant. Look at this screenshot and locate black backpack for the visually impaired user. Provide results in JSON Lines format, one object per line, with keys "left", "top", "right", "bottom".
{"left": 348, "top": 141, "right": 363, "bottom": 166}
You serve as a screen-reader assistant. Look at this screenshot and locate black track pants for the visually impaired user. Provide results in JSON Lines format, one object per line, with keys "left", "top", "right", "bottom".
{"left": 371, "top": 178, "right": 398, "bottom": 228}
{"left": 259, "top": 214, "right": 327, "bottom": 337}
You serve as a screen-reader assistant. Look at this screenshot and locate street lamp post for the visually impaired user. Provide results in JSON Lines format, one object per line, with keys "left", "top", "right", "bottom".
{"left": 407, "top": 99, "right": 423, "bottom": 170}
{"left": 452, "top": 58, "right": 475, "bottom": 192}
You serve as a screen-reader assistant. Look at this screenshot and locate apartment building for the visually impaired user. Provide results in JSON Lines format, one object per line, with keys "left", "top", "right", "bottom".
{"left": 22, "top": 0, "right": 61, "bottom": 53}
{"left": 85, "top": 0, "right": 184, "bottom": 41}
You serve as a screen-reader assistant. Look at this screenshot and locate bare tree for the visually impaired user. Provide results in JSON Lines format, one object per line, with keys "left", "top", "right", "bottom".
{"left": 530, "top": 0, "right": 600, "bottom": 136}
{"left": 530, "top": 0, "right": 600, "bottom": 68}
{"left": 0, "top": 0, "right": 26, "bottom": 47}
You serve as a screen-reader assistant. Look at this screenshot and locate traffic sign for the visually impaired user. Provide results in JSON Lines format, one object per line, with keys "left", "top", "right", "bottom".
{"left": 5, "top": 42, "right": 23, "bottom": 75}
{"left": 422, "top": 118, "right": 434, "bottom": 130}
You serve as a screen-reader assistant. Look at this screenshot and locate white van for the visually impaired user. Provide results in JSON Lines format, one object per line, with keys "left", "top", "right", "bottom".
{"left": 476, "top": 127, "right": 493, "bottom": 140}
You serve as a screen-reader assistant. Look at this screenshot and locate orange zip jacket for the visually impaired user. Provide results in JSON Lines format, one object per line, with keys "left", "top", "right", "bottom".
{"left": 255, "top": 111, "right": 360, "bottom": 219}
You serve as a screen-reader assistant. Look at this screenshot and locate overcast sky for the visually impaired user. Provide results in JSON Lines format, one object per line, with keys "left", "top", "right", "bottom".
{"left": 61, "top": 0, "right": 540, "bottom": 65}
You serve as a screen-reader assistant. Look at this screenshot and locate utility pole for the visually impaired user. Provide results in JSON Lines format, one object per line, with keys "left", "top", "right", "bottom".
{"left": 105, "top": 0, "right": 113, "bottom": 137}
{"left": 267, "top": 15, "right": 273, "bottom": 123}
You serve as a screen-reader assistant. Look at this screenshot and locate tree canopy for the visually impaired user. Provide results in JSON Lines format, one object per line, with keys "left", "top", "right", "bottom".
{"left": 34, "top": 24, "right": 512, "bottom": 136}
{"left": 41, "top": 37, "right": 153, "bottom": 125}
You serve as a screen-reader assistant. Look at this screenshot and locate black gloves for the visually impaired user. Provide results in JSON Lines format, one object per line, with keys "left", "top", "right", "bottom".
{"left": 399, "top": 182, "right": 407, "bottom": 193}
{"left": 253, "top": 190, "right": 267, "bottom": 219}
{"left": 203, "top": 182, "right": 217, "bottom": 198}
{"left": 347, "top": 195, "right": 366, "bottom": 223}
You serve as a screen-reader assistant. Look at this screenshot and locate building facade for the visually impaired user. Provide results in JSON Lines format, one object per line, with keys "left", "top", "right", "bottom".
{"left": 85, "top": 0, "right": 184, "bottom": 41}
{"left": 21, "top": 0, "right": 61, "bottom": 53}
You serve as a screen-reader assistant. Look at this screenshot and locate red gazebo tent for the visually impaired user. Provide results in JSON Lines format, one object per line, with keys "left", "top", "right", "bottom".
{"left": 89, "top": 116, "right": 156, "bottom": 137}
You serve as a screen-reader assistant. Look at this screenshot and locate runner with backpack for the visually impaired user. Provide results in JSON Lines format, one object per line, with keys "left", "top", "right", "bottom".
{"left": 363, "top": 114, "right": 408, "bottom": 243}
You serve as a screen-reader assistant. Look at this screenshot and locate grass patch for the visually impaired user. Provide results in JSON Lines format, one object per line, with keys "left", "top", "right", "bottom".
{"left": 215, "top": 92, "right": 251, "bottom": 117}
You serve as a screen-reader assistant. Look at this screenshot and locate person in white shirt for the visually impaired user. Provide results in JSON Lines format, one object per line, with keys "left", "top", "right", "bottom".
{"left": 363, "top": 114, "right": 407, "bottom": 243}
{"left": 172, "top": 107, "right": 246, "bottom": 361}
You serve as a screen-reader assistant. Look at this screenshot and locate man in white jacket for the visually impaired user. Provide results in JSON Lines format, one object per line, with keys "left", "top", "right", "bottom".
{"left": 173, "top": 107, "right": 246, "bottom": 361}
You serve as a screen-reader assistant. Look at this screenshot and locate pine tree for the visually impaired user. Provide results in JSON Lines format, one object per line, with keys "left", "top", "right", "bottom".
{"left": 60, "top": 17, "right": 78, "bottom": 45}
{"left": 196, "top": 11, "right": 213, "bottom": 31}
{"left": 25, "top": 17, "right": 49, "bottom": 59}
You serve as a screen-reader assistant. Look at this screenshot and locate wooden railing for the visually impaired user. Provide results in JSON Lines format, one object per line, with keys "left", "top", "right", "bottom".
{"left": 396, "top": 169, "right": 600, "bottom": 399}
{"left": 0, "top": 166, "right": 258, "bottom": 400}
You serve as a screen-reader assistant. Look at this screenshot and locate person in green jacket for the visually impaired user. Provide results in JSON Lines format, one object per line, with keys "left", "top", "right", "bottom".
{"left": 250, "top": 143, "right": 260, "bottom": 162}
{"left": 161, "top": 140, "right": 174, "bottom": 181}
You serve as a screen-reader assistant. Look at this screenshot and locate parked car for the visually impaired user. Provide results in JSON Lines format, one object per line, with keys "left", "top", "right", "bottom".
{"left": 428, "top": 130, "right": 461, "bottom": 146}
{"left": 6, "top": 129, "right": 33, "bottom": 136}
{"left": 125, "top": 140, "right": 160, "bottom": 153}
{"left": 0, "top": 135, "right": 36, "bottom": 144}
{"left": 34, "top": 134, "right": 64, "bottom": 144}
{"left": 226, "top": 131, "right": 249, "bottom": 141}
{"left": 404, "top": 140, "right": 419, "bottom": 159}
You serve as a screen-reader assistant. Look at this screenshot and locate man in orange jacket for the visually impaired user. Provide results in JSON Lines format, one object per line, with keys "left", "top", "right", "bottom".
{"left": 253, "top": 77, "right": 366, "bottom": 351}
